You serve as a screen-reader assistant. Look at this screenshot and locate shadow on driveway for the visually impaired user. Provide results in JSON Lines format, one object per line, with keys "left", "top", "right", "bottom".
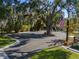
{"left": 5, "top": 49, "right": 42, "bottom": 59}
{"left": 7, "top": 33, "right": 52, "bottom": 40}
{"left": 6, "top": 33, "right": 48, "bottom": 47}
{"left": 5, "top": 32, "right": 55, "bottom": 59}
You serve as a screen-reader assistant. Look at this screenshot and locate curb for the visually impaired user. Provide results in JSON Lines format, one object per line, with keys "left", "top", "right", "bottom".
{"left": 0, "top": 39, "right": 20, "bottom": 51}
{"left": 0, "top": 51, "right": 9, "bottom": 59}
{"left": 61, "top": 46, "right": 79, "bottom": 53}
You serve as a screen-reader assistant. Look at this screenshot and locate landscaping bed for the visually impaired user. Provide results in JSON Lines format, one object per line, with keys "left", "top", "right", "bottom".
{"left": 0, "top": 36, "right": 16, "bottom": 48}
{"left": 70, "top": 44, "right": 79, "bottom": 50}
{"left": 31, "top": 47, "right": 79, "bottom": 59}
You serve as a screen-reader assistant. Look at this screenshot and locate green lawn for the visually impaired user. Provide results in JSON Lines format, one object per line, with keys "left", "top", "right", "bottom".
{"left": 32, "top": 47, "right": 79, "bottom": 59}
{"left": 0, "top": 36, "right": 15, "bottom": 48}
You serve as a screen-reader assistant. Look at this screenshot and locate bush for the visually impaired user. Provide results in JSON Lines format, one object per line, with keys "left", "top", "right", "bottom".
{"left": 71, "top": 44, "right": 79, "bottom": 50}
{"left": 5, "top": 19, "right": 22, "bottom": 33}
{"left": 6, "top": 19, "right": 15, "bottom": 33}
{"left": 31, "top": 20, "right": 43, "bottom": 31}
{"left": 14, "top": 19, "right": 22, "bottom": 33}
{"left": 20, "top": 24, "right": 31, "bottom": 32}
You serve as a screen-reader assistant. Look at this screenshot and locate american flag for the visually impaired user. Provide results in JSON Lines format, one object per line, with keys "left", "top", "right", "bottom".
{"left": 59, "top": 20, "right": 65, "bottom": 29}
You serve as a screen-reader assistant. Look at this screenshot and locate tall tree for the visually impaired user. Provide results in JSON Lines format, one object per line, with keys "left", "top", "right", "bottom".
{"left": 27, "top": 0, "right": 62, "bottom": 35}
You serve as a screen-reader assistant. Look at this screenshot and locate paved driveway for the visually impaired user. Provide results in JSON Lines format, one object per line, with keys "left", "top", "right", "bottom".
{"left": 4, "top": 31, "right": 66, "bottom": 59}
{"left": 0, "top": 51, "right": 9, "bottom": 59}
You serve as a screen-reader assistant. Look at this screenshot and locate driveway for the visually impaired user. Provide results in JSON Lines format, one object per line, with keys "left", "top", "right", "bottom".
{"left": 0, "top": 51, "right": 9, "bottom": 59}
{"left": 4, "top": 31, "right": 66, "bottom": 59}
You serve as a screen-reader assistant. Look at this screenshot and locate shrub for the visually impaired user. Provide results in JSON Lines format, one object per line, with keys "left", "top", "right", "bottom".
{"left": 20, "top": 24, "right": 31, "bottom": 32}
{"left": 32, "top": 20, "right": 43, "bottom": 31}
{"left": 6, "top": 19, "right": 15, "bottom": 33}
{"left": 71, "top": 44, "right": 79, "bottom": 50}
{"left": 14, "top": 19, "right": 22, "bottom": 33}
{"left": 5, "top": 19, "right": 22, "bottom": 33}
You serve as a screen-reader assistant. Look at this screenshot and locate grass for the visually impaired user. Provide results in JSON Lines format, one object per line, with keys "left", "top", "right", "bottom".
{"left": 0, "top": 36, "right": 15, "bottom": 48}
{"left": 31, "top": 47, "right": 79, "bottom": 59}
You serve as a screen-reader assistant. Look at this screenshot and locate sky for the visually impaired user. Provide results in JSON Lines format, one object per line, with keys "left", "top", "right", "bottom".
{"left": 20, "top": 0, "right": 29, "bottom": 3}
{"left": 20, "top": 0, "right": 54, "bottom": 3}
{"left": 20, "top": 0, "right": 26, "bottom": 3}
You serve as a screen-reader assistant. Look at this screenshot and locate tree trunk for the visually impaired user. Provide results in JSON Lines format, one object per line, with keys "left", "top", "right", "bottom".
{"left": 64, "top": 20, "right": 69, "bottom": 45}
{"left": 46, "top": 14, "right": 53, "bottom": 35}
{"left": 45, "top": 0, "right": 61, "bottom": 35}
{"left": 46, "top": 23, "right": 52, "bottom": 35}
